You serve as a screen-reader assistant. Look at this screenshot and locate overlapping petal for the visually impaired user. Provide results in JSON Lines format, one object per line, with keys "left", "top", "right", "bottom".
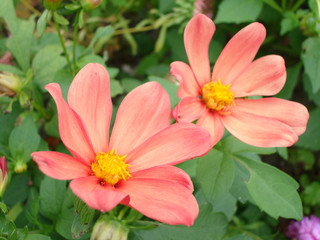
{"left": 233, "top": 98, "right": 309, "bottom": 136}
{"left": 110, "top": 81, "right": 171, "bottom": 156}
{"left": 184, "top": 13, "right": 215, "bottom": 88}
{"left": 45, "top": 83, "right": 95, "bottom": 164}
{"left": 68, "top": 63, "right": 112, "bottom": 153}
{"left": 131, "top": 165, "right": 194, "bottom": 191}
{"left": 70, "top": 176, "right": 129, "bottom": 212}
{"left": 126, "top": 123, "right": 211, "bottom": 172}
{"left": 231, "top": 55, "right": 286, "bottom": 97}
{"left": 31, "top": 151, "right": 90, "bottom": 180}
{"left": 172, "top": 96, "right": 206, "bottom": 122}
{"left": 117, "top": 177, "right": 198, "bottom": 226}
{"left": 170, "top": 61, "right": 201, "bottom": 98}
{"left": 196, "top": 109, "right": 225, "bottom": 146}
{"left": 212, "top": 22, "right": 266, "bottom": 85}
{"left": 221, "top": 109, "right": 298, "bottom": 147}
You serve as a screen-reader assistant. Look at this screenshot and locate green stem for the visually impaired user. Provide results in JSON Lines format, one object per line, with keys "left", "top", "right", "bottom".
{"left": 72, "top": 11, "right": 80, "bottom": 75}
{"left": 263, "top": 0, "right": 283, "bottom": 13}
{"left": 291, "top": 0, "right": 307, "bottom": 12}
{"left": 54, "top": 14, "right": 73, "bottom": 73}
{"left": 118, "top": 206, "right": 129, "bottom": 220}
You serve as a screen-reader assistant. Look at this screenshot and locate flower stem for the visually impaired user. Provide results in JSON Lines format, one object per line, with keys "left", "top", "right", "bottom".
{"left": 54, "top": 15, "right": 73, "bottom": 73}
{"left": 72, "top": 11, "right": 80, "bottom": 74}
{"left": 118, "top": 206, "right": 130, "bottom": 220}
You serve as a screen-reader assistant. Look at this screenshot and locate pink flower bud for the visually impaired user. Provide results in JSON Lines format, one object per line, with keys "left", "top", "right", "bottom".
{"left": 81, "top": 0, "right": 102, "bottom": 11}
{"left": 0, "top": 156, "right": 8, "bottom": 197}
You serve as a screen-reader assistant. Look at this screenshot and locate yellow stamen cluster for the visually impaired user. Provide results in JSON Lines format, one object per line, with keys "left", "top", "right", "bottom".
{"left": 91, "top": 150, "right": 131, "bottom": 186}
{"left": 202, "top": 79, "right": 235, "bottom": 112}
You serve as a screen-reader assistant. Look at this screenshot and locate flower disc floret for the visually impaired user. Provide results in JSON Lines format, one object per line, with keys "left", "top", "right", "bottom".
{"left": 91, "top": 150, "right": 131, "bottom": 186}
{"left": 202, "top": 79, "right": 234, "bottom": 112}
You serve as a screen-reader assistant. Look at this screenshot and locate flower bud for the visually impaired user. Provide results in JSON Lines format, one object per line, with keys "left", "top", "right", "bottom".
{"left": 14, "top": 161, "right": 27, "bottom": 173}
{"left": 43, "top": 0, "right": 63, "bottom": 11}
{"left": 0, "top": 72, "right": 21, "bottom": 97}
{"left": 90, "top": 215, "right": 129, "bottom": 240}
{"left": 0, "top": 156, "right": 8, "bottom": 197}
{"left": 80, "top": 0, "right": 102, "bottom": 11}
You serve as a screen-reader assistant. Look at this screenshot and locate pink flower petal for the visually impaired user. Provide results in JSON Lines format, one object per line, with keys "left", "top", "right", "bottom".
{"left": 196, "top": 110, "right": 225, "bottom": 147}
{"left": 31, "top": 151, "right": 90, "bottom": 180}
{"left": 126, "top": 123, "right": 211, "bottom": 172}
{"left": 117, "top": 177, "right": 198, "bottom": 226}
{"left": 212, "top": 22, "right": 266, "bottom": 85}
{"left": 170, "top": 61, "right": 201, "bottom": 98}
{"left": 221, "top": 107, "right": 298, "bottom": 147}
{"left": 45, "top": 83, "right": 95, "bottom": 164}
{"left": 110, "top": 82, "right": 171, "bottom": 156}
{"left": 70, "top": 176, "right": 129, "bottom": 212}
{"left": 231, "top": 55, "right": 286, "bottom": 97}
{"left": 233, "top": 98, "right": 309, "bottom": 136}
{"left": 172, "top": 96, "right": 206, "bottom": 122}
{"left": 68, "top": 63, "right": 112, "bottom": 153}
{"left": 184, "top": 14, "right": 215, "bottom": 88}
{"left": 131, "top": 165, "right": 193, "bottom": 191}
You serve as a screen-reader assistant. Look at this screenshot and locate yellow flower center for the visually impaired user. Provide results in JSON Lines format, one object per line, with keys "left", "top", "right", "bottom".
{"left": 202, "top": 79, "right": 235, "bottom": 112}
{"left": 91, "top": 150, "right": 131, "bottom": 186}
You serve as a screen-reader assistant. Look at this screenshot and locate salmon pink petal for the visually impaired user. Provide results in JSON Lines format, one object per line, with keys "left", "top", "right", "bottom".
{"left": 221, "top": 108, "right": 298, "bottom": 147}
{"left": 172, "top": 96, "right": 206, "bottom": 122}
{"left": 126, "top": 123, "right": 211, "bottom": 172}
{"left": 184, "top": 14, "right": 215, "bottom": 88}
{"left": 196, "top": 110, "right": 224, "bottom": 147}
{"left": 32, "top": 151, "right": 90, "bottom": 180}
{"left": 110, "top": 82, "right": 171, "bottom": 156}
{"left": 68, "top": 63, "right": 112, "bottom": 153}
{"left": 45, "top": 83, "right": 95, "bottom": 164}
{"left": 170, "top": 61, "right": 201, "bottom": 98}
{"left": 131, "top": 165, "right": 193, "bottom": 191}
{"left": 231, "top": 55, "right": 286, "bottom": 97}
{"left": 212, "top": 22, "right": 266, "bottom": 85}
{"left": 70, "top": 176, "right": 129, "bottom": 212}
{"left": 117, "top": 178, "right": 198, "bottom": 226}
{"left": 234, "top": 98, "right": 309, "bottom": 136}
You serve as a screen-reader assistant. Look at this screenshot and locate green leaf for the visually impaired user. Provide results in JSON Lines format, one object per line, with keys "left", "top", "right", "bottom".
{"left": 8, "top": 115, "right": 40, "bottom": 163}
{"left": 7, "top": 19, "right": 35, "bottom": 72}
{"left": 76, "top": 54, "right": 106, "bottom": 69}
{"left": 303, "top": 73, "right": 320, "bottom": 106}
{"left": 37, "top": 9, "right": 49, "bottom": 37}
{"left": 121, "top": 78, "right": 142, "bottom": 93}
{"left": 26, "top": 234, "right": 51, "bottom": 240}
{"left": 110, "top": 79, "right": 124, "bottom": 98}
{"left": 3, "top": 173, "right": 29, "bottom": 207}
{"left": 196, "top": 149, "right": 235, "bottom": 201}
{"left": 215, "top": 0, "right": 264, "bottom": 24}
{"left": 237, "top": 155, "right": 302, "bottom": 220}
{"left": 301, "top": 181, "right": 320, "bottom": 206}
{"left": 74, "top": 197, "right": 95, "bottom": 224}
{"left": 275, "top": 63, "right": 301, "bottom": 99}
{"left": 280, "top": 11, "right": 299, "bottom": 35}
{"left": 148, "top": 76, "right": 180, "bottom": 108}
{"left": 32, "top": 45, "right": 67, "bottom": 89}
{"left": 0, "top": 0, "right": 18, "bottom": 33}
{"left": 64, "top": 4, "right": 81, "bottom": 11}
{"left": 132, "top": 204, "right": 228, "bottom": 240}
{"left": 0, "top": 64, "right": 23, "bottom": 75}
{"left": 53, "top": 12, "right": 69, "bottom": 25}
{"left": 0, "top": 103, "right": 20, "bottom": 145}
{"left": 56, "top": 208, "right": 74, "bottom": 239}
{"left": 71, "top": 213, "right": 91, "bottom": 239}
{"left": 216, "top": 135, "right": 276, "bottom": 155}
{"left": 296, "top": 107, "right": 320, "bottom": 150}
{"left": 94, "top": 25, "right": 115, "bottom": 40}
{"left": 302, "top": 37, "right": 320, "bottom": 93}
{"left": 40, "top": 176, "right": 67, "bottom": 220}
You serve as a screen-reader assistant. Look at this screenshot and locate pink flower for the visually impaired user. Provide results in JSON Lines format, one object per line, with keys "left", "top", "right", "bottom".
{"left": 0, "top": 156, "right": 8, "bottom": 197}
{"left": 171, "top": 14, "right": 309, "bottom": 147}
{"left": 31, "top": 63, "right": 211, "bottom": 226}
{"left": 286, "top": 215, "right": 320, "bottom": 240}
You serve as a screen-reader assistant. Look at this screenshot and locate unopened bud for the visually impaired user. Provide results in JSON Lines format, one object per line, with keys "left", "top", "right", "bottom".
{"left": 0, "top": 72, "right": 21, "bottom": 97}
{"left": 14, "top": 161, "right": 27, "bottom": 173}
{"left": 0, "top": 156, "right": 8, "bottom": 197}
{"left": 81, "top": 0, "right": 102, "bottom": 11}
{"left": 90, "top": 215, "right": 129, "bottom": 240}
{"left": 43, "top": 0, "right": 63, "bottom": 10}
